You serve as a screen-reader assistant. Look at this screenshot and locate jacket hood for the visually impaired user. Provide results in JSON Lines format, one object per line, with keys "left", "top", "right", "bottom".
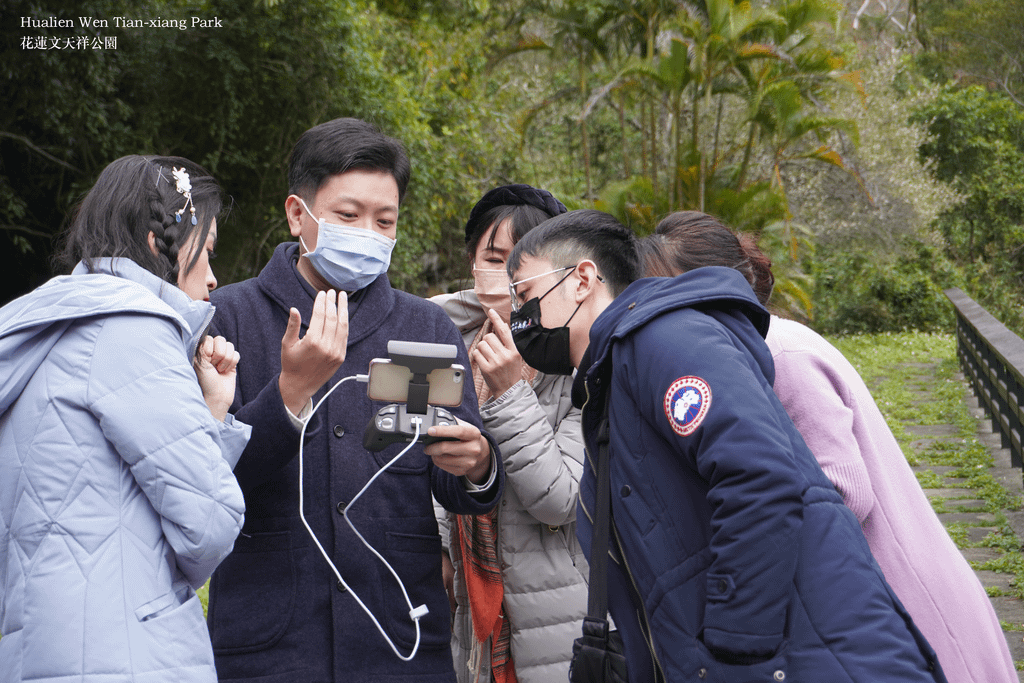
{"left": 0, "top": 257, "right": 213, "bottom": 415}
{"left": 576, "top": 267, "right": 770, "bottom": 403}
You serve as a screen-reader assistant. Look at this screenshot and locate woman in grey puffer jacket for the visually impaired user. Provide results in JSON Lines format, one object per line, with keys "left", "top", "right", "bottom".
{"left": 431, "top": 185, "right": 588, "bottom": 683}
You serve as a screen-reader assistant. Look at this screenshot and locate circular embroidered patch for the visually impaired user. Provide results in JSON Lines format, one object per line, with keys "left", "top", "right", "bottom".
{"left": 664, "top": 376, "right": 712, "bottom": 437}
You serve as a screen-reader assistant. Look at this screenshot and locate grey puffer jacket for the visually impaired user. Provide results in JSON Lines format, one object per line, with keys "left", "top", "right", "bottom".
{"left": 430, "top": 291, "right": 588, "bottom": 683}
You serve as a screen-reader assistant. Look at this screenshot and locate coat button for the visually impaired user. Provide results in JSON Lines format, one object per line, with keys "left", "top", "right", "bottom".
{"left": 333, "top": 425, "right": 345, "bottom": 437}
{"left": 774, "top": 671, "right": 785, "bottom": 681}
{"left": 548, "top": 525, "right": 560, "bottom": 533}
{"left": 717, "top": 579, "right": 727, "bottom": 593}
{"left": 337, "top": 579, "right": 347, "bottom": 593}
{"left": 698, "top": 668, "right": 707, "bottom": 679}
{"left": 621, "top": 485, "right": 631, "bottom": 497}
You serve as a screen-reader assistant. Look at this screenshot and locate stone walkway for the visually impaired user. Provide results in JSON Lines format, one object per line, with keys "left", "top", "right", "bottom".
{"left": 900, "top": 362, "right": 1024, "bottom": 678}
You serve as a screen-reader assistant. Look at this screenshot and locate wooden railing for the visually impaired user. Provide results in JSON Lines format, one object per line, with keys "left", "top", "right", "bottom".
{"left": 946, "top": 288, "right": 1024, "bottom": 470}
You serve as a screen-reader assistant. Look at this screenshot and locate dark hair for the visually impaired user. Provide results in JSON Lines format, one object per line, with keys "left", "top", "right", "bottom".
{"left": 288, "top": 118, "right": 411, "bottom": 204}
{"left": 507, "top": 209, "right": 641, "bottom": 297}
{"left": 467, "top": 204, "right": 553, "bottom": 260}
{"left": 54, "top": 155, "right": 222, "bottom": 283}
{"left": 649, "top": 211, "right": 774, "bottom": 305}
{"left": 464, "top": 184, "right": 567, "bottom": 258}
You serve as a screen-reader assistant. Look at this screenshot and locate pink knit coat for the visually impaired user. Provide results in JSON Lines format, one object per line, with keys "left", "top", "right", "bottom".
{"left": 766, "top": 317, "right": 1016, "bottom": 683}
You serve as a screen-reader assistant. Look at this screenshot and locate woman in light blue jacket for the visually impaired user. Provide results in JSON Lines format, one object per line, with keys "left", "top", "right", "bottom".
{"left": 0, "top": 156, "right": 248, "bottom": 682}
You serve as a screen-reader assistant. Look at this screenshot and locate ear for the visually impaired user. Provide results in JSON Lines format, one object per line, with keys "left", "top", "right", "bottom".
{"left": 285, "top": 195, "right": 307, "bottom": 238}
{"left": 572, "top": 259, "right": 603, "bottom": 303}
{"left": 147, "top": 231, "right": 160, "bottom": 257}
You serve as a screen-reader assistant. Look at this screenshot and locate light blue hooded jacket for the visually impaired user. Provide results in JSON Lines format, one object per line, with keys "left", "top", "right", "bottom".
{"left": 0, "top": 258, "right": 248, "bottom": 682}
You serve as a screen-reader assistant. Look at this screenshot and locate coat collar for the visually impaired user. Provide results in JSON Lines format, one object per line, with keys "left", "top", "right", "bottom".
{"left": 429, "top": 288, "right": 486, "bottom": 336}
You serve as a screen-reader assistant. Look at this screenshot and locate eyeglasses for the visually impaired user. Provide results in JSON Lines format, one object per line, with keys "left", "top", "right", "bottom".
{"left": 508, "top": 265, "right": 575, "bottom": 313}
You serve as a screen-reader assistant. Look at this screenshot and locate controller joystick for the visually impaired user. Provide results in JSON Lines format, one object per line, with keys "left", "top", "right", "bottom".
{"left": 363, "top": 404, "right": 459, "bottom": 452}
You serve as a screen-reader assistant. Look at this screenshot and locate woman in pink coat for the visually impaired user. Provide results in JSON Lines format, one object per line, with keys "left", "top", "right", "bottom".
{"left": 643, "top": 210, "right": 1017, "bottom": 683}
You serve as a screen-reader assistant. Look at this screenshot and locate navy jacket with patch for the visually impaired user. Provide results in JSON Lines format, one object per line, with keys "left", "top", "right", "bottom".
{"left": 206, "top": 242, "right": 503, "bottom": 682}
{"left": 573, "top": 267, "right": 946, "bottom": 682}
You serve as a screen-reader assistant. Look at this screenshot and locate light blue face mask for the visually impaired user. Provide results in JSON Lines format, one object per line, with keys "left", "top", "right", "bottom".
{"left": 297, "top": 197, "right": 396, "bottom": 292}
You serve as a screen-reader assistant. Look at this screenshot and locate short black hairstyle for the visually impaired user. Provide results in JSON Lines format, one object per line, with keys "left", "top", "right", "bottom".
{"left": 287, "top": 117, "right": 411, "bottom": 204}
{"left": 54, "top": 155, "right": 222, "bottom": 283}
{"left": 463, "top": 184, "right": 567, "bottom": 258}
{"left": 507, "top": 209, "right": 641, "bottom": 297}
{"left": 466, "top": 204, "right": 552, "bottom": 261}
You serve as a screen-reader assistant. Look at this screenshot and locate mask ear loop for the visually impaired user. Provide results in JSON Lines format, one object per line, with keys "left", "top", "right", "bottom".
{"left": 297, "top": 374, "right": 429, "bottom": 661}
{"left": 292, "top": 196, "right": 320, "bottom": 258}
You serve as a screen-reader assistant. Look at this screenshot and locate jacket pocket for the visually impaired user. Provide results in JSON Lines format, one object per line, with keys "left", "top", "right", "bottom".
{"left": 370, "top": 444, "right": 430, "bottom": 474}
{"left": 209, "top": 530, "right": 296, "bottom": 654}
{"left": 382, "top": 529, "right": 449, "bottom": 652}
{"left": 135, "top": 592, "right": 211, "bottom": 669}
{"left": 135, "top": 581, "right": 191, "bottom": 621}
{"left": 694, "top": 637, "right": 791, "bottom": 683}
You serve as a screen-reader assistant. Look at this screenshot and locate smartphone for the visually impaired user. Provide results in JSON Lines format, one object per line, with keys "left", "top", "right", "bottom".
{"left": 366, "top": 358, "right": 465, "bottom": 407}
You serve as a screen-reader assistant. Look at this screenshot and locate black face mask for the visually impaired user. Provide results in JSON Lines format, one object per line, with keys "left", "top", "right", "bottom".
{"left": 510, "top": 295, "right": 582, "bottom": 376}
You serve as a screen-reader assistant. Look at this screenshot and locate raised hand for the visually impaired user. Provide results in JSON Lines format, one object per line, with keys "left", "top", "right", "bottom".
{"left": 471, "top": 307, "right": 525, "bottom": 397}
{"left": 279, "top": 289, "right": 349, "bottom": 415}
{"left": 194, "top": 335, "right": 240, "bottom": 421}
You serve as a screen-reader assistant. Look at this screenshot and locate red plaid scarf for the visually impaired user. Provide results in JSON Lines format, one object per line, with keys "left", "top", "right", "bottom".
{"left": 454, "top": 510, "right": 516, "bottom": 683}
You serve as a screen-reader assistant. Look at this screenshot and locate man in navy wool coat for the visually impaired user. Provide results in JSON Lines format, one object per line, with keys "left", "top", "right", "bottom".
{"left": 206, "top": 118, "right": 504, "bottom": 682}
{"left": 505, "top": 209, "right": 947, "bottom": 682}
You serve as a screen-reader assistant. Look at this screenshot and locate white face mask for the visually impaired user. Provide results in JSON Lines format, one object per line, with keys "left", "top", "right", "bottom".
{"left": 297, "top": 197, "right": 396, "bottom": 292}
{"left": 472, "top": 266, "right": 512, "bottom": 321}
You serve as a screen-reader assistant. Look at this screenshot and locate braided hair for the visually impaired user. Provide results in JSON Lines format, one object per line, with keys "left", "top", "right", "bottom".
{"left": 647, "top": 210, "right": 775, "bottom": 306}
{"left": 55, "top": 155, "right": 223, "bottom": 284}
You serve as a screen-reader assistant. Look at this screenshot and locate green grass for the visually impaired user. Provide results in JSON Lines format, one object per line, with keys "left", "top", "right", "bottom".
{"left": 829, "top": 331, "right": 1024, "bottom": 599}
{"left": 915, "top": 468, "right": 947, "bottom": 488}
{"left": 199, "top": 580, "right": 210, "bottom": 618}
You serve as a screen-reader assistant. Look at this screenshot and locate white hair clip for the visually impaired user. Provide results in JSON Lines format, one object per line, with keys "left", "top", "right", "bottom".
{"left": 172, "top": 167, "right": 197, "bottom": 225}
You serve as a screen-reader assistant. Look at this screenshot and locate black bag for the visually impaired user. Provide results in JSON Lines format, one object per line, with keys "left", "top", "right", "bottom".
{"left": 569, "top": 616, "right": 628, "bottom": 683}
{"left": 569, "top": 402, "right": 629, "bottom": 683}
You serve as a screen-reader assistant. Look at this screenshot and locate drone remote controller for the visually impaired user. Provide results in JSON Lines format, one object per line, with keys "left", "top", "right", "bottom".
{"left": 363, "top": 404, "right": 459, "bottom": 452}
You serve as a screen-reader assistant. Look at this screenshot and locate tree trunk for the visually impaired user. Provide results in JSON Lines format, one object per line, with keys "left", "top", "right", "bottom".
{"left": 640, "top": 99, "right": 650, "bottom": 179}
{"left": 579, "top": 57, "right": 593, "bottom": 200}
{"left": 618, "top": 93, "right": 631, "bottom": 179}
{"left": 736, "top": 121, "right": 758, "bottom": 191}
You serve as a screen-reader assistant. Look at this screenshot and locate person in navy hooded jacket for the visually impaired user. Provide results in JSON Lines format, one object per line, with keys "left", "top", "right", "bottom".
{"left": 505, "top": 209, "right": 946, "bottom": 682}
{"left": 205, "top": 118, "right": 504, "bottom": 682}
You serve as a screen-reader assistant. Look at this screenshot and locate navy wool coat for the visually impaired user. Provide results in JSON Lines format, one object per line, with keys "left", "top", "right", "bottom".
{"left": 573, "top": 268, "right": 946, "bottom": 682}
{"left": 207, "top": 242, "right": 504, "bottom": 682}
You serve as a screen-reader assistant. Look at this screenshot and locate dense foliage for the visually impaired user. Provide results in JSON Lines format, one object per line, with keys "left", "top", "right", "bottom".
{"left": 2, "top": 0, "right": 1023, "bottom": 338}
{"left": 1, "top": 0, "right": 514, "bottom": 300}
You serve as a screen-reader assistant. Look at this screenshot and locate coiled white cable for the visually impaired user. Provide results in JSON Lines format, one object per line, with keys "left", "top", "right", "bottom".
{"left": 297, "top": 374, "right": 429, "bottom": 661}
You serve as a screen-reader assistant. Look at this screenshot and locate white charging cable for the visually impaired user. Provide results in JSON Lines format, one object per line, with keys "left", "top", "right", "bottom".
{"left": 297, "top": 374, "right": 430, "bottom": 661}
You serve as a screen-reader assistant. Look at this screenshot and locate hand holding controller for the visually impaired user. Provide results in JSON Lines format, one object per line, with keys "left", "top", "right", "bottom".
{"left": 363, "top": 404, "right": 460, "bottom": 452}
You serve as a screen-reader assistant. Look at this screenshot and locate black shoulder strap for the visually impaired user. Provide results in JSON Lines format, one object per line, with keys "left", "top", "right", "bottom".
{"left": 587, "top": 389, "right": 613, "bottom": 618}
{"left": 585, "top": 381, "right": 667, "bottom": 683}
